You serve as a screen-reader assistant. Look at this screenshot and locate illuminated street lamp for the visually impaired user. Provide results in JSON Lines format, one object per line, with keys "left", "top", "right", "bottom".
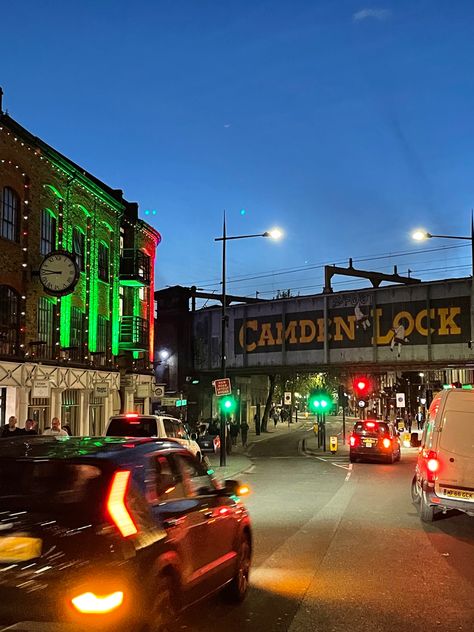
{"left": 412, "top": 218, "right": 474, "bottom": 277}
{"left": 215, "top": 215, "right": 283, "bottom": 465}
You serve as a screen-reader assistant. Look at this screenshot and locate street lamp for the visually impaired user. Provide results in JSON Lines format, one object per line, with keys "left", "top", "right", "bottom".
{"left": 411, "top": 218, "right": 474, "bottom": 276}
{"left": 215, "top": 214, "right": 283, "bottom": 465}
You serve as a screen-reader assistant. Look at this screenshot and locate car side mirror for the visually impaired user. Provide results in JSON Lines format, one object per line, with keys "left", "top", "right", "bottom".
{"left": 191, "top": 432, "right": 197, "bottom": 441}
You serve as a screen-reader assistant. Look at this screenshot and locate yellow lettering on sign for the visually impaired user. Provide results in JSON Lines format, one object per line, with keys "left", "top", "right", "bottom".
{"left": 275, "top": 321, "right": 298, "bottom": 345}
{"left": 258, "top": 323, "right": 276, "bottom": 347}
{"left": 238, "top": 320, "right": 258, "bottom": 352}
{"left": 415, "top": 309, "right": 435, "bottom": 336}
{"left": 316, "top": 318, "right": 331, "bottom": 342}
{"left": 299, "top": 320, "right": 316, "bottom": 344}
{"left": 373, "top": 308, "right": 392, "bottom": 344}
{"left": 438, "top": 307, "right": 461, "bottom": 335}
{"left": 392, "top": 311, "right": 415, "bottom": 337}
{"left": 333, "top": 315, "right": 355, "bottom": 342}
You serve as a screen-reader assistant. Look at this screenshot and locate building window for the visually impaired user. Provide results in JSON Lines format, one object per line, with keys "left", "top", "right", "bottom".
{"left": 0, "top": 286, "right": 20, "bottom": 354}
{"left": 70, "top": 307, "right": 84, "bottom": 352}
{"left": 97, "top": 314, "right": 109, "bottom": 352}
{"left": 40, "top": 209, "right": 56, "bottom": 255}
{"left": 1, "top": 187, "right": 20, "bottom": 242}
{"left": 73, "top": 228, "right": 85, "bottom": 272}
{"left": 98, "top": 242, "right": 109, "bottom": 282}
{"left": 37, "top": 297, "right": 54, "bottom": 347}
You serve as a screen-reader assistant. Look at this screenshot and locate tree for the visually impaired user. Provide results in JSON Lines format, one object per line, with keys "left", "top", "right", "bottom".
{"left": 261, "top": 374, "right": 276, "bottom": 432}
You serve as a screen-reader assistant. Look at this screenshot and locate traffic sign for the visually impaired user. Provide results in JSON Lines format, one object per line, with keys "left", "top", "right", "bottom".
{"left": 154, "top": 385, "right": 165, "bottom": 398}
{"left": 176, "top": 399, "right": 187, "bottom": 407}
{"left": 213, "top": 378, "right": 232, "bottom": 396}
{"left": 284, "top": 391, "right": 292, "bottom": 405}
{"left": 396, "top": 393, "right": 406, "bottom": 408}
{"left": 162, "top": 397, "right": 178, "bottom": 406}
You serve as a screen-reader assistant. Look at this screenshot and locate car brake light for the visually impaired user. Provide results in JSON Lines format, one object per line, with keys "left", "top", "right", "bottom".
{"left": 349, "top": 435, "right": 357, "bottom": 447}
{"left": 107, "top": 470, "right": 137, "bottom": 537}
{"left": 72, "top": 591, "right": 124, "bottom": 614}
{"left": 382, "top": 438, "right": 391, "bottom": 449}
{"left": 125, "top": 413, "right": 139, "bottom": 419}
{"left": 366, "top": 422, "right": 376, "bottom": 428}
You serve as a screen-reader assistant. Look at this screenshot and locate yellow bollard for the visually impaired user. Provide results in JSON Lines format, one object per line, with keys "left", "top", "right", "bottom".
{"left": 313, "top": 423, "right": 318, "bottom": 436}
{"left": 329, "top": 435, "right": 338, "bottom": 453}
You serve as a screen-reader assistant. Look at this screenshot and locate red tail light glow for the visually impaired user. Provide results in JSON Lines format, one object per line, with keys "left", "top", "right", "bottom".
{"left": 349, "top": 435, "right": 357, "bottom": 447}
{"left": 125, "top": 413, "right": 139, "bottom": 419}
{"left": 427, "top": 458, "right": 439, "bottom": 473}
{"left": 382, "top": 438, "right": 391, "bottom": 449}
{"left": 366, "top": 422, "right": 376, "bottom": 428}
{"left": 107, "top": 470, "right": 138, "bottom": 538}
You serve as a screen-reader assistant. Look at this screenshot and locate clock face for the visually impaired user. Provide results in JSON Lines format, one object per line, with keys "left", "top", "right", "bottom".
{"left": 39, "top": 251, "right": 79, "bottom": 296}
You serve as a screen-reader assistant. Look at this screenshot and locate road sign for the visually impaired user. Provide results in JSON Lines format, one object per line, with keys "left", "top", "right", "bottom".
{"left": 396, "top": 393, "right": 406, "bottom": 408}
{"left": 284, "top": 391, "right": 292, "bottom": 405}
{"left": 213, "top": 378, "right": 232, "bottom": 396}
{"left": 162, "top": 397, "right": 178, "bottom": 407}
{"left": 154, "top": 385, "right": 165, "bottom": 398}
{"left": 358, "top": 400, "right": 366, "bottom": 408}
{"left": 176, "top": 399, "right": 187, "bottom": 407}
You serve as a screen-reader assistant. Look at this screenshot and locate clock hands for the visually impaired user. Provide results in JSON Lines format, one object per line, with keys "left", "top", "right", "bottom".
{"left": 41, "top": 270, "right": 62, "bottom": 275}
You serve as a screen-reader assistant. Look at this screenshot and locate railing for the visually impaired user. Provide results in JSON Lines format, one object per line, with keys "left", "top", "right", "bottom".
{"left": 119, "top": 249, "right": 151, "bottom": 285}
{"left": 119, "top": 316, "right": 149, "bottom": 351}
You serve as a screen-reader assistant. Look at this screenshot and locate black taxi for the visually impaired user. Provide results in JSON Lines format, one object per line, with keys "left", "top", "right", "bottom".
{"left": 0, "top": 436, "right": 252, "bottom": 631}
{"left": 349, "top": 420, "right": 401, "bottom": 464}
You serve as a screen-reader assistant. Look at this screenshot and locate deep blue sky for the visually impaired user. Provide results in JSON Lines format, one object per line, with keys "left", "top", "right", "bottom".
{"left": 2, "top": 0, "right": 474, "bottom": 297}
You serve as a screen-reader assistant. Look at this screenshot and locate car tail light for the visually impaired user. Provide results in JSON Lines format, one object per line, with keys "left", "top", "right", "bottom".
{"left": 349, "top": 435, "right": 358, "bottom": 447}
{"left": 107, "top": 470, "right": 138, "bottom": 538}
{"left": 237, "top": 484, "right": 250, "bottom": 496}
{"left": 382, "top": 438, "right": 391, "bottom": 449}
{"left": 366, "top": 422, "right": 376, "bottom": 428}
{"left": 125, "top": 413, "right": 139, "bottom": 419}
{"left": 72, "top": 591, "right": 124, "bottom": 614}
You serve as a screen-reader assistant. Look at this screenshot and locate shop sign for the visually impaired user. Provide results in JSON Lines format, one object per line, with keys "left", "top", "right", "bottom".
{"left": 136, "top": 383, "right": 152, "bottom": 398}
{"left": 93, "top": 382, "right": 109, "bottom": 398}
{"left": 32, "top": 380, "right": 50, "bottom": 399}
{"left": 162, "top": 397, "right": 178, "bottom": 406}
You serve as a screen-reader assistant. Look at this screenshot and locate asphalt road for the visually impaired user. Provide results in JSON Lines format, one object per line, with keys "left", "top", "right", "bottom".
{"left": 2, "top": 424, "right": 474, "bottom": 631}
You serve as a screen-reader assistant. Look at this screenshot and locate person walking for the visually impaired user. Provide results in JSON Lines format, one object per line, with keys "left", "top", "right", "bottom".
{"left": 230, "top": 422, "right": 239, "bottom": 446}
{"left": 1, "top": 416, "right": 24, "bottom": 437}
{"left": 241, "top": 420, "right": 249, "bottom": 447}
{"left": 43, "top": 417, "right": 68, "bottom": 436}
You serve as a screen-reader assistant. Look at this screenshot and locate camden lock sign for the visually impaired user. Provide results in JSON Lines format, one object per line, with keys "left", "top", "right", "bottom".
{"left": 234, "top": 296, "right": 471, "bottom": 354}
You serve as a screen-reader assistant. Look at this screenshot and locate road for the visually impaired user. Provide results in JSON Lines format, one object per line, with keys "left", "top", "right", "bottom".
{"left": 2, "top": 423, "right": 474, "bottom": 631}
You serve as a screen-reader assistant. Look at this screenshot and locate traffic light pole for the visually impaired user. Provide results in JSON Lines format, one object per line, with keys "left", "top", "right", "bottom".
{"left": 220, "top": 214, "right": 227, "bottom": 467}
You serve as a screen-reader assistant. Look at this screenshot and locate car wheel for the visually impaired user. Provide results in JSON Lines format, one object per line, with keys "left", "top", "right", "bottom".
{"left": 420, "top": 494, "right": 436, "bottom": 523}
{"left": 387, "top": 451, "right": 395, "bottom": 464}
{"left": 411, "top": 475, "right": 421, "bottom": 505}
{"left": 396, "top": 450, "right": 401, "bottom": 462}
{"left": 142, "top": 572, "right": 176, "bottom": 632}
{"left": 222, "top": 533, "right": 251, "bottom": 603}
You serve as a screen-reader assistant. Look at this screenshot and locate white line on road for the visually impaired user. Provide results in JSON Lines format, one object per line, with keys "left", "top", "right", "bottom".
{"left": 243, "top": 464, "right": 256, "bottom": 473}
{"left": 345, "top": 463, "right": 353, "bottom": 481}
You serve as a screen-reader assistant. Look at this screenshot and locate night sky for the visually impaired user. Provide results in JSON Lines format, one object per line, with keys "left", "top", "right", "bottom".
{"left": 2, "top": 0, "right": 474, "bottom": 298}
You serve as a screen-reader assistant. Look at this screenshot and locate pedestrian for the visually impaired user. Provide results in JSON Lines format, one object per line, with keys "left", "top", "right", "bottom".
{"left": 272, "top": 408, "right": 279, "bottom": 428}
{"left": 241, "top": 420, "right": 249, "bottom": 447}
{"left": 43, "top": 417, "right": 69, "bottom": 436}
{"left": 1, "top": 416, "right": 24, "bottom": 437}
{"left": 62, "top": 424, "right": 72, "bottom": 436}
{"left": 230, "top": 422, "right": 239, "bottom": 446}
{"left": 23, "top": 419, "right": 38, "bottom": 435}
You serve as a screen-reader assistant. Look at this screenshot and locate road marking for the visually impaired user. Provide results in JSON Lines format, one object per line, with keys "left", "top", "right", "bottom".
{"left": 345, "top": 463, "right": 353, "bottom": 481}
{"left": 243, "top": 464, "right": 256, "bottom": 473}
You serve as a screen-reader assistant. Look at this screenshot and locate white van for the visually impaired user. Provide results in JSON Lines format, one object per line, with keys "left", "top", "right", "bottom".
{"left": 105, "top": 413, "right": 202, "bottom": 461}
{"left": 411, "top": 389, "right": 474, "bottom": 521}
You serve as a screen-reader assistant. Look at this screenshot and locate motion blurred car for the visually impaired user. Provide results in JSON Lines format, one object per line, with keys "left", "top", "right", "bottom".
{"left": 412, "top": 388, "right": 474, "bottom": 522}
{"left": 0, "top": 436, "right": 252, "bottom": 631}
{"left": 106, "top": 413, "right": 202, "bottom": 461}
{"left": 349, "top": 420, "right": 401, "bottom": 463}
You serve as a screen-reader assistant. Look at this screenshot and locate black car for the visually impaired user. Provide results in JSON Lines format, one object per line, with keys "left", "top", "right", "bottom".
{"left": 0, "top": 436, "right": 252, "bottom": 631}
{"left": 349, "top": 420, "right": 401, "bottom": 463}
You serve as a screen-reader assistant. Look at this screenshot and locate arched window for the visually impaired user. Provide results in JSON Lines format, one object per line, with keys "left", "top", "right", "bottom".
{"left": 1, "top": 187, "right": 20, "bottom": 242}
{"left": 0, "top": 286, "right": 20, "bottom": 354}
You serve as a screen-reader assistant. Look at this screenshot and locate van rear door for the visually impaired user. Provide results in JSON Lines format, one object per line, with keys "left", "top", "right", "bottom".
{"left": 435, "top": 392, "right": 474, "bottom": 501}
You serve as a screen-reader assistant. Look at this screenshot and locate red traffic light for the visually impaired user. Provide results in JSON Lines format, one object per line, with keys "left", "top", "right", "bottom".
{"left": 353, "top": 377, "right": 370, "bottom": 395}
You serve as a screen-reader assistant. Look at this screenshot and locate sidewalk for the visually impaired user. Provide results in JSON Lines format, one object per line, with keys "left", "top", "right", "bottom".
{"left": 206, "top": 416, "right": 308, "bottom": 480}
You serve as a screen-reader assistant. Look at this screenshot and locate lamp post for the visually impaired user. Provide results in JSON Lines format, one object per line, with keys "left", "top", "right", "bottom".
{"left": 412, "top": 216, "right": 474, "bottom": 277}
{"left": 215, "top": 214, "right": 282, "bottom": 466}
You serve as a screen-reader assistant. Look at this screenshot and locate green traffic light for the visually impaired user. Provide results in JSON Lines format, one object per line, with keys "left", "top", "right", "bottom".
{"left": 219, "top": 395, "right": 237, "bottom": 414}
{"left": 308, "top": 391, "right": 333, "bottom": 412}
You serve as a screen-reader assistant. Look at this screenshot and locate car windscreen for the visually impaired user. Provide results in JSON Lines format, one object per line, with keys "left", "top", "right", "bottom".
{"left": 0, "top": 460, "right": 106, "bottom": 511}
{"left": 106, "top": 417, "right": 158, "bottom": 437}
{"left": 354, "top": 422, "right": 390, "bottom": 436}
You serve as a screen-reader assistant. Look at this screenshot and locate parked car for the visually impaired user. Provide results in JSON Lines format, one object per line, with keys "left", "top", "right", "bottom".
{"left": 349, "top": 420, "right": 401, "bottom": 463}
{"left": 411, "top": 388, "right": 474, "bottom": 522}
{"left": 0, "top": 436, "right": 252, "bottom": 630}
{"left": 105, "top": 413, "right": 202, "bottom": 461}
{"left": 196, "top": 423, "right": 221, "bottom": 454}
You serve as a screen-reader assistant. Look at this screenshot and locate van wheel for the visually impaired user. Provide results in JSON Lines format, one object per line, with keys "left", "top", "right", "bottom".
{"left": 411, "top": 476, "right": 420, "bottom": 505}
{"left": 222, "top": 533, "right": 251, "bottom": 603}
{"left": 420, "top": 495, "right": 435, "bottom": 523}
{"left": 142, "top": 573, "right": 176, "bottom": 632}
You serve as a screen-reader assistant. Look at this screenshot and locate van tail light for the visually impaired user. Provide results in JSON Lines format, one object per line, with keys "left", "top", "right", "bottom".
{"left": 107, "top": 470, "right": 138, "bottom": 538}
{"left": 349, "top": 435, "right": 358, "bottom": 447}
{"left": 382, "top": 438, "right": 391, "bottom": 449}
{"left": 425, "top": 450, "right": 439, "bottom": 481}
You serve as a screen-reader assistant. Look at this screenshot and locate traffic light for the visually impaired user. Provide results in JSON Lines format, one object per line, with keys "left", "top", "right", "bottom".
{"left": 308, "top": 391, "right": 333, "bottom": 413}
{"left": 219, "top": 395, "right": 237, "bottom": 414}
{"left": 353, "top": 377, "right": 370, "bottom": 397}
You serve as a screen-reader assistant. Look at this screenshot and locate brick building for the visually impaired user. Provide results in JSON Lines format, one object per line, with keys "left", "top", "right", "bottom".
{"left": 0, "top": 96, "right": 160, "bottom": 432}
